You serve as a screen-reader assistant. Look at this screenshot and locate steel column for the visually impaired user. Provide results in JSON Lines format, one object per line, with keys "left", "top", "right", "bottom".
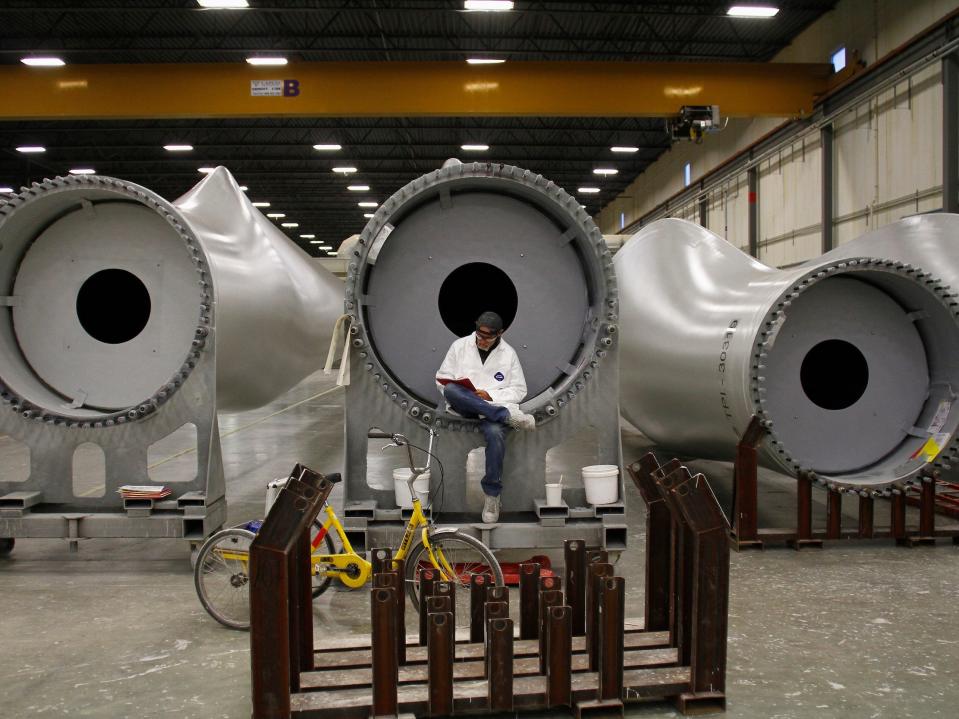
{"left": 519, "top": 562, "right": 541, "bottom": 639}
{"left": 826, "top": 490, "right": 842, "bottom": 540}
{"left": 427, "top": 612, "right": 454, "bottom": 717}
{"left": 586, "top": 562, "right": 613, "bottom": 671}
{"left": 944, "top": 52, "right": 959, "bottom": 213}
{"left": 418, "top": 567, "right": 437, "bottom": 646}
{"left": 487, "top": 617, "right": 514, "bottom": 713}
{"left": 821, "top": 123, "right": 835, "bottom": 252}
{"left": 564, "top": 539, "right": 588, "bottom": 636}
{"left": 470, "top": 573, "right": 490, "bottom": 644}
{"left": 546, "top": 605, "right": 573, "bottom": 708}
{"left": 747, "top": 166, "right": 759, "bottom": 258}
{"left": 370, "top": 587, "right": 398, "bottom": 718}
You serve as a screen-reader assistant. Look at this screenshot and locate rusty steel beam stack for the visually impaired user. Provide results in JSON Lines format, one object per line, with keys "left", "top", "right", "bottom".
{"left": 250, "top": 459, "right": 732, "bottom": 718}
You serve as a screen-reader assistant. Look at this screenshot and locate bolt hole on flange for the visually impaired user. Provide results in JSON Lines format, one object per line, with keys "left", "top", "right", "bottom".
{"left": 800, "top": 339, "right": 869, "bottom": 411}
{"left": 76, "top": 268, "right": 152, "bottom": 344}
{"left": 438, "top": 262, "right": 517, "bottom": 337}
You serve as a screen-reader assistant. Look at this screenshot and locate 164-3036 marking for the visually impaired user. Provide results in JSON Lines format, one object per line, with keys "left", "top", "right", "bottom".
{"left": 718, "top": 319, "right": 739, "bottom": 422}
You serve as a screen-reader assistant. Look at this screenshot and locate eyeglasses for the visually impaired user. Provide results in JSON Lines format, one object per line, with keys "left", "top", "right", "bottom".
{"left": 475, "top": 328, "right": 500, "bottom": 340}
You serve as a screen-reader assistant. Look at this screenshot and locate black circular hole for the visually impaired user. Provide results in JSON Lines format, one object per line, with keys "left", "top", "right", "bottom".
{"left": 438, "top": 262, "right": 518, "bottom": 337}
{"left": 800, "top": 339, "right": 869, "bottom": 410}
{"left": 76, "top": 269, "right": 151, "bottom": 344}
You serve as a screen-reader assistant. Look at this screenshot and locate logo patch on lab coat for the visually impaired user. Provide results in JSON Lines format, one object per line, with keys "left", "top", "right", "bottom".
{"left": 494, "top": 371, "right": 505, "bottom": 381}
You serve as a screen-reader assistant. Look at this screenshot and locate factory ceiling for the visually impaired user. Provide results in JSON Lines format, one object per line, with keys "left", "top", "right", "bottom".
{"left": 0, "top": 0, "right": 837, "bottom": 254}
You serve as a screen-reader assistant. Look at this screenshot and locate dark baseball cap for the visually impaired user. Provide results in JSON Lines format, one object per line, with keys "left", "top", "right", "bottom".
{"left": 475, "top": 311, "right": 504, "bottom": 332}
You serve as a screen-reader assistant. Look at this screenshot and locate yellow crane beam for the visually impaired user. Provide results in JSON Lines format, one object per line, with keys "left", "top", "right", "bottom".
{"left": 0, "top": 61, "right": 832, "bottom": 120}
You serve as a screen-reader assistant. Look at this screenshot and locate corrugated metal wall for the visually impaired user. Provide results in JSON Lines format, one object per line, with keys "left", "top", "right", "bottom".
{"left": 598, "top": 0, "right": 959, "bottom": 269}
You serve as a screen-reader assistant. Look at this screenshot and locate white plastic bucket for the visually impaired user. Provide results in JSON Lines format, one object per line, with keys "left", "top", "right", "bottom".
{"left": 545, "top": 483, "right": 563, "bottom": 506}
{"left": 393, "top": 468, "right": 430, "bottom": 509}
{"left": 581, "top": 465, "right": 619, "bottom": 505}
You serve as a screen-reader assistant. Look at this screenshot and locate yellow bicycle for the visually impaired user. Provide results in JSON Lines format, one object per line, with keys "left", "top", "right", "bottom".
{"left": 194, "top": 427, "right": 503, "bottom": 630}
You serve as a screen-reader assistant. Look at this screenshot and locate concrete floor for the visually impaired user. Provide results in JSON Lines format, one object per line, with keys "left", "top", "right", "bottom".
{"left": 2, "top": 369, "right": 958, "bottom": 718}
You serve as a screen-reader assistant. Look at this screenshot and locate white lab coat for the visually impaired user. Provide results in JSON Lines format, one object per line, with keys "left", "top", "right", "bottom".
{"left": 435, "top": 334, "right": 528, "bottom": 410}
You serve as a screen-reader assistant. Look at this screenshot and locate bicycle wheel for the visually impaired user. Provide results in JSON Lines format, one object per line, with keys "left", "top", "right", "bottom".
{"left": 193, "top": 527, "right": 255, "bottom": 630}
{"left": 310, "top": 519, "right": 336, "bottom": 598}
{"left": 404, "top": 529, "right": 503, "bottom": 627}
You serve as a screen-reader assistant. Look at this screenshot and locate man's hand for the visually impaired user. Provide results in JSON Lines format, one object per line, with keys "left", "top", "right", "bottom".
{"left": 475, "top": 390, "right": 492, "bottom": 401}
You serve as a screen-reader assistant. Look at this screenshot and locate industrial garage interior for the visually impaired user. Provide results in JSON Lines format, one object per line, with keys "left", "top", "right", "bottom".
{"left": 2, "top": 1, "right": 959, "bottom": 718}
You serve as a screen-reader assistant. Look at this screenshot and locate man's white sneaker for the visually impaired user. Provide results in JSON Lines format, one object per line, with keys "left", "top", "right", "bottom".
{"left": 482, "top": 494, "right": 501, "bottom": 523}
{"left": 507, "top": 408, "right": 536, "bottom": 431}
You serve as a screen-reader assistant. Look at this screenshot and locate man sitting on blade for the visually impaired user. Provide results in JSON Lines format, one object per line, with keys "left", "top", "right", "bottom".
{"left": 435, "top": 310, "right": 535, "bottom": 523}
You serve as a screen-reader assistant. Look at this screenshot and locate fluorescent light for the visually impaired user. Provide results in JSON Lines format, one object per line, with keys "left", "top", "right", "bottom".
{"left": 300, "top": 234, "right": 316, "bottom": 239}
{"left": 578, "top": 187, "right": 601, "bottom": 194}
{"left": 198, "top": 166, "right": 216, "bottom": 173}
{"left": 593, "top": 168, "right": 618, "bottom": 176}
{"left": 319, "top": 246, "right": 332, "bottom": 250}
{"left": 16, "top": 146, "right": 45, "bottom": 154}
{"left": 464, "top": 1, "right": 514, "bottom": 10}
{"left": 580, "top": 204, "right": 587, "bottom": 209}
{"left": 309, "top": 240, "right": 322, "bottom": 244}
{"left": 466, "top": 58, "right": 506, "bottom": 65}
{"left": 358, "top": 201, "right": 378, "bottom": 208}
{"left": 327, "top": 251, "right": 338, "bottom": 256}
{"left": 69, "top": 168, "right": 96, "bottom": 175}
{"left": 363, "top": 213, "right": 375, "bottom": 219}
{"left": 252, "top": 201, "right": 270, "bottom": 207}
{"left": 163, "top": 144, "right": 193, "bottom": 152}
{"left": 0, "top": 187, "right": 14, "bottom": 194}
{"left": 239, "top": 185, "right": 248, "bottom": 191}
{"left": 313, "top": 144, "right": 342, "bottom": 151}
{"left": 332, "top": 166, "right": 357, "bottom": 174}
{"left": 611, "top": 146, "right": 639, "bottom": 153}
{"left": 21, "top": 57, "right": 65, "bottom": 67}
{"left": 197, "top": 0, "right": 249, "bottom": 7}
{"left": 266, "top": 213, "right": 285, "bottom": 218}
{"left": 246, "top": 57, "right": 288, "bottom": 66}
{"left": 461, "top": 144, "right": 489, "bottom": 151}
{"left": 347, "top": 185, "right": 370, "bottom": 191}
{"left": 727, "top": 5, "right": 780, "bottom": 18}
{"left": 281, "top": 222, "right": 299, "bottom": 228}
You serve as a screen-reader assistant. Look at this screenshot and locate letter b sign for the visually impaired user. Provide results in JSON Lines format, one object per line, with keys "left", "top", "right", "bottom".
{"left": 283, "top": 79, "right": 300, "bottom": 97}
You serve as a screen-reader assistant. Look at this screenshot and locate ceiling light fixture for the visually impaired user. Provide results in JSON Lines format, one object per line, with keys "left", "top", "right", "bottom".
{"left": 358, "top": 201, "right": 378, "bottom": 208}
{"left": 464, "top": 1, "right": 514, "bottom": 10}
{"left": 309, "top": 240, "right": 322, "bottom": 244}
{"left": 593, "top": 168, "right": 619, "bottom": 176}
{"left": 466, "top": 58, "right": 506, "bottom": 65}
{"left": 21, "top": 57, "right": 65, "bottom": 67}
{"left": 300, "top": 234, "right": 316, "bottom": 239}
{"left": 246, "top": 56, "right": 288, "bottom": 66}
{"left": 363, "top": 213, "right": 375, "bottom": 219}
{"left": 252, "top": 201, "right": 270, "bottom": 207}
{"left": 198, "top": 166, "right": 216, "bottom": 173}
{"left": 727, "top": 5, "right": 780, "bottom": 18}
{"left": 347, "top": 185, "right": 370, "bottom": 191}
{"left": 313, "top": 144, "right": 342, "bottom": 151}
{"left": 239, "top": 185, "right": 248, "bottom": 191}
{"left": 0, "top": 187, "right": 14, "bottom": 194}
{"left": 197, "top": 0, "right": 249, "bottom": 7}
{"left": 610, "top": 146, "right": 639, "bottom": 153}
{"left": 281, "top": 222, "right": 299, "bottom": 228}
{"left": 16, "top": 146, "right": 45, "bottom": 153}
{"left": 69, "top": 168, "right": 96, "bottom": 175}
{"left": 332, "top": 166, "right": 358, "bottom": 174}
{"left": 266, "top": 213, "right": 285, "bottom": 218}
{"left": 163, "top": 144, "right": 194, "bottom": 152}
{"left": 578, "top": 187, "right": 601, "bottom": 194}
{"left": 327, "top": 251, "right": 338, "bottom": 256}
{"left": 461, "top": 144, "right": 489, "bottom": 151}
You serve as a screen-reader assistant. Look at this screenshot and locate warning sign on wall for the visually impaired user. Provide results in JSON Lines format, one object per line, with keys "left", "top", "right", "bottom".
{"left": 250, "top": 80, "right": 300, "bottom": 97}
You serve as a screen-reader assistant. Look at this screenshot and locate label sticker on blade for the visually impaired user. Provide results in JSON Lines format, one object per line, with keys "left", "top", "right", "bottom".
{"left": 911, "top": 433, "right": 949, "bottom": 463}
{"left": 928, "top": 400, "right": 951, "bottom": 434}
{"left": 494, "top": 371, "right": 505, "bottom": 381}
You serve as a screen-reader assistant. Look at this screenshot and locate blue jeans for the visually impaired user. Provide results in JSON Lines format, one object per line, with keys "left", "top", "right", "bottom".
{"left": 443, "top": 383, "right": 509, "bottom": 498}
